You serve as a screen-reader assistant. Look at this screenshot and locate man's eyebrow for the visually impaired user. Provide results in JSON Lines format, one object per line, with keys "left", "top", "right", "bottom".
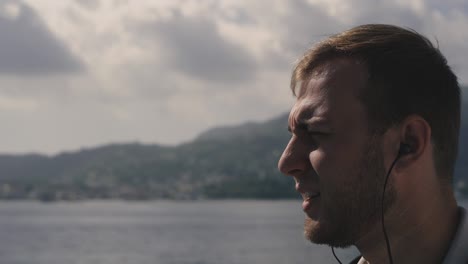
{"left": 288, "top": 122, "right": 306, "bottom": 132}
{"left": 288, "top": 118, "right": 329, "bottom": 133}
{"left": 288, "top": 123, "right": 305, "bottom": 133}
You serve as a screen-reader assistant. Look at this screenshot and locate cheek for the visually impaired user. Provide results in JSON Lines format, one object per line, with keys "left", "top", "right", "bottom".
{"left": 309, "top": 149, "right": 325, "bottom": 171}
{"left": 309, "top": 149, "right": 337, "bottom": 186}
{"left": 332, "top": 129, "right": 369, "bottom": 166}
{"left": 308, "top": 140, "right": 363, "bottom": 185}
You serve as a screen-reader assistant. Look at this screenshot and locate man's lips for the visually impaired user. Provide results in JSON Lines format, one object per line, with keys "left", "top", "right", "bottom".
{"left": 302, "top": 192, "right": 320, "bottom": 200}
{"left": 302, "top": 192, "right": 320, "bottom": 211}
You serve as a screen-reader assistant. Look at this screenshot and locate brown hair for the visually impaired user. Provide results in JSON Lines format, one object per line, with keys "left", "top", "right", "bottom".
{"left": 291, "top": 24, "right": 461, "bottom": 182}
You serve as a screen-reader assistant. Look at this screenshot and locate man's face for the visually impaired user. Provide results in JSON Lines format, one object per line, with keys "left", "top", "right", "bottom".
{"left": 278, "top": 58, "right": 394, "bottom": 247}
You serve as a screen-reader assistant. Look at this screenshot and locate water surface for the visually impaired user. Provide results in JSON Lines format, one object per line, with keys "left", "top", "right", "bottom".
{"left": 0, "top": 200, "right": 466, "bottom": 264}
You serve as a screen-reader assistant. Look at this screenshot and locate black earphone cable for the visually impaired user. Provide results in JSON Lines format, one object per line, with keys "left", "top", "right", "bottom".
{"left": 331, "top": 151, "right": 402, "bottom": 264}
{"left": 332, "top": 247, "right": 343, "bottom": 264}
{"left": 381, "top": 153, "right": 401, "bottom": 264}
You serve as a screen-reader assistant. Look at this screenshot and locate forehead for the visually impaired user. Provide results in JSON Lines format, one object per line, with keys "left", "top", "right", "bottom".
{"left": 290, "top": 58, "right": 368, "bottom": 125}
{"left": 296, "top": 58, "right": 367, "bottom": 99}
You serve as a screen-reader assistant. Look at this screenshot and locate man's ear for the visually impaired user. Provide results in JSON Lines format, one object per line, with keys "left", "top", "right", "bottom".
{"left": 396, "top": 115, "right": 431, "bottom": 169}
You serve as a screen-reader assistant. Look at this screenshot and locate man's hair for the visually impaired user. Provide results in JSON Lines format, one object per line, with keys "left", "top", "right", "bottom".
{"left": 291, "top": 24, "right": 461, "bottom": 183}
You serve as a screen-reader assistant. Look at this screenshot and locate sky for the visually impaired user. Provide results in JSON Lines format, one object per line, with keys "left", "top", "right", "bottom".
{"left": 0, "top": 0, "right": 467, "bottom": 155}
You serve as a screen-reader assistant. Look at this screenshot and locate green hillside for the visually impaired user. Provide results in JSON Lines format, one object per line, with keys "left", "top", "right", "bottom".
{"left": 0, "top": 114, "right": 295, "bottom": 200}
{"left": 0, "top": 100, "right": 467, "bottom": 200}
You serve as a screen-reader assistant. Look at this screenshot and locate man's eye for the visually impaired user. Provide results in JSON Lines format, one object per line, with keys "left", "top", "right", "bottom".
{"left": 308, "top": 131, "right": 328, "bottom": 137}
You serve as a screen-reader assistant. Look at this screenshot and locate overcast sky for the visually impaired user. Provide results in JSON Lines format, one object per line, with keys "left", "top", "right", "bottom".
{"left": 0, "top": 0, "right": 467, "bottom": 154}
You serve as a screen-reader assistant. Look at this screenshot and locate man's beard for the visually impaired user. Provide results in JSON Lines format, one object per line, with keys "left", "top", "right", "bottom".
{"left": 304, "top": 134, "right": 397, "bottom": 247}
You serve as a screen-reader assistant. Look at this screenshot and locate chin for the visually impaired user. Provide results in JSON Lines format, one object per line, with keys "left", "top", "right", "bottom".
{"left": 304, "top": 216, "right": 354, "bottom": 248}
{"left": 304, "top": 216, "right": 325, "bottom": 243}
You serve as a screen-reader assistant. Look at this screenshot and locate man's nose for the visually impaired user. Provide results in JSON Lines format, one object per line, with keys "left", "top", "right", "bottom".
{"left": 277, "top": 137, "right": 310, "bottom": 177}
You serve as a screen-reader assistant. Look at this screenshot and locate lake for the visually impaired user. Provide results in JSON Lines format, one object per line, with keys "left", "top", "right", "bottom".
{"left": 0, "top": 200, "right": 466, "bottom": 264}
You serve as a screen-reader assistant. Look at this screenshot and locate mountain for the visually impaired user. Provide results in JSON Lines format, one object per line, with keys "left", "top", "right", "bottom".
{"left": 0, "top": 113, "right": 295, "bottom": 200}
{"left": 196, "top": 114, "right": 287, "bottom": 141}
{"left": 0, "top": 100, "right": 467, "bottom": 200}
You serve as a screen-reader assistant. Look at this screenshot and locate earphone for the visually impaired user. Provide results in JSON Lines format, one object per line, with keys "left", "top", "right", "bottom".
{"left": 332, "top": 142, "right": 411, "bottom": 264}
{"left": 398, "top": 143, "right": 412, "bottom": 156}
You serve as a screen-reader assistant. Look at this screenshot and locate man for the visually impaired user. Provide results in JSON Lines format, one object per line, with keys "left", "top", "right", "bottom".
{"left": 278, "top": 24, "right": 468, "bottom": 264}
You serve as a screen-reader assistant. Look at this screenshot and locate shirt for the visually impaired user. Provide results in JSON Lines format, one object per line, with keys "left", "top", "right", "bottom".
{"left": 350, "top": 207, "right": 468, "bottom": 264}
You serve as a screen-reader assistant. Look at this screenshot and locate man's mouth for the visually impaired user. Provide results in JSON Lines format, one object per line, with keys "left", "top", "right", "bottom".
{"left": 304, "top": 192, "right": 321, "bottom": 200}
{"left": 302, "top": 192, "right": 320, "bottom": 211}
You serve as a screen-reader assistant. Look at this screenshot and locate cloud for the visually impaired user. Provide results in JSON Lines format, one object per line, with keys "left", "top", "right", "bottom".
{"left": 352, "top": 1, "right": 425, "bottom": 29}
{"left": 278, "top": 0, "right": 346, "bottom": 54}
{"left": 219, "top": 5, "right": 256, "bottom": 25}
{"left": 75, "top": 0, "right": 100, "bottom": 10}
{"left": 0, "top": 0, "right": 467, "bottom": 154}
{"left": 0, "top": 95, "right": 38, "bottom": 111}
{"left": 267, "top": 0, "right": 468, "bottom": 84}
{"left": 137, "top": 14, "right": 257, "bottom": 84}
{"left": 0, "top": 0, "right": 83, "bottom": 76}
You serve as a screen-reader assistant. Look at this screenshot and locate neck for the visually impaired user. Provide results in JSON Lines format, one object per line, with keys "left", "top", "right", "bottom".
{"left": 355, "top": 187, "right": 459, "bottom": 264}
